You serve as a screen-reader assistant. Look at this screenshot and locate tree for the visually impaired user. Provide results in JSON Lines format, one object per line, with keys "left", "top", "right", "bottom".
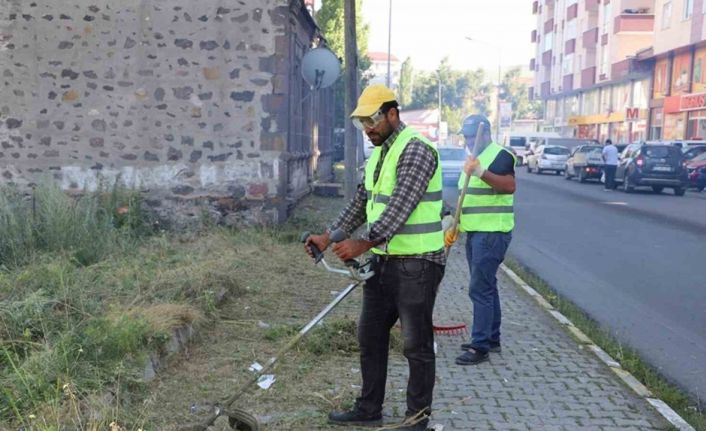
{"left": 399, "top": 57, "right": 414, "bottom": 107}
{"left": 316, "top": 0, "right": 371, "bottom": 128}
{"left": 500, "top": 67, "right": 542, "bottom": 120}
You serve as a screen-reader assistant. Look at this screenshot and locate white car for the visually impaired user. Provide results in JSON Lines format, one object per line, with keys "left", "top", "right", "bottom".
{"left": 526, "top": 145, "right": 571, "bottom": 175}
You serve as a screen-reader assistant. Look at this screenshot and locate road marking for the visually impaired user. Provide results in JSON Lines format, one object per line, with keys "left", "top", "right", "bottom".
{"left": 602, "top": 201, "right": 628, "bottom": 205}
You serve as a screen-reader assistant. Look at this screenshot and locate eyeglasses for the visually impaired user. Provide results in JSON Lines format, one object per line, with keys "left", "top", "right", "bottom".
{"left": 352, "top": 109, "right": 386, "bottom": 131}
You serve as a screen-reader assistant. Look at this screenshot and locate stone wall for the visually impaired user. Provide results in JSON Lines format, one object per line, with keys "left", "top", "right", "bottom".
{"left": 0, "top": 0, "right": 334, "bottom": 226}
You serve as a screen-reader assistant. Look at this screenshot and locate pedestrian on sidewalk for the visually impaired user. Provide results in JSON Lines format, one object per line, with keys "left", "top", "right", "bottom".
{"left": 304, "top": 84, "right": 445, "bottom": 431}
{"left": 444, "top": 115, "right": 516, "bottom": 366}
{"left": 602, "top": 138, "right": 619, "bottom": 190}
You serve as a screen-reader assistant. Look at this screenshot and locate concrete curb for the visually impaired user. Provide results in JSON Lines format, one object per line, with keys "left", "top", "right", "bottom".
{"left": 499, "top": 263, "right": 696, "bottom": 431}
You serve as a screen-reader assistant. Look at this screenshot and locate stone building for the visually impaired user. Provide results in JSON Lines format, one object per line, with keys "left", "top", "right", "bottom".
{"left": 0, "top": 0, "right": 335, "bottom": 226}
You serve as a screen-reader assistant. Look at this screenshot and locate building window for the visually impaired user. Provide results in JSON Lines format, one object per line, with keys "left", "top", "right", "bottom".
{"left": 602, "top": 2, "right": 612, "bottom": 34}
{"left": 544, "top": 32, "right": 553, "bottom": 52}
{"left": 662, "top": 1, "right": 672, "bottom": 29}
{"left": 685, "top": 0, "right": 694, "bottom": 19}
{"left": 566, "top": 19, "right": 577, "bottom": 40}
{"left": 563, "top": 54, "right": 574, "bottom": 76}
{"left": 600, "top": 47, "right": 609, "bottom": 77}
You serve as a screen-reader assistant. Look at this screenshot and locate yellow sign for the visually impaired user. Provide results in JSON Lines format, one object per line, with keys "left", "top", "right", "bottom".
{"left": 568, "top": 112, "right": 623, "bottom": 125}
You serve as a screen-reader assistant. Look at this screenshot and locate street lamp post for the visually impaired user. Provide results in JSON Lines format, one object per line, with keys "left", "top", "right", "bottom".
{"left": 437, "top": 69, "right": 442, "bottom": 145}
{"left": 465, "top": 37, "right": 502, "bottom": 144}
{"left": 386, "top": 0, "right": 392, "bottom": 88}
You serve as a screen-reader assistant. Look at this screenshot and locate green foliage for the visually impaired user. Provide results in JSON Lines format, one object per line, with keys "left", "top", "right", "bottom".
{"left": 500, "top": 67, "right": 542, "bottom": 120}
{"left": 405, "top": 57, "right": 492, "bottom": 131}
{"left": 315, "top": 0, "right": 371, "bottom": 128}
{"left": 0, "top": 182, "right": 152, "bottom": 268}
{"left": 399, "top": 57, "right": 414, "bottom": 107}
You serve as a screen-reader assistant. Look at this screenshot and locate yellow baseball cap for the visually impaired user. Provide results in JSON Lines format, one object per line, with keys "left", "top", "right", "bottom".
{"left": 350, "top": 84, "right": 397, "bottom": 117}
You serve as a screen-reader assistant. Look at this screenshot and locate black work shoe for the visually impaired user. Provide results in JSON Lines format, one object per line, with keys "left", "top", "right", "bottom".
{"left": 461, "top": 342, "right": 501, "bottom": 353}
{"left": 328, "top": 409, "right": 382, "bottom": 427}
{"left": 455, "top": 348, "right": 489, "bottom": 365}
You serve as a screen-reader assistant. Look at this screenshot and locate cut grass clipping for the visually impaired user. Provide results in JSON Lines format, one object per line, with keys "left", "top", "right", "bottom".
{"left": 505, "top": 256, "right": 706, "bottom": 431}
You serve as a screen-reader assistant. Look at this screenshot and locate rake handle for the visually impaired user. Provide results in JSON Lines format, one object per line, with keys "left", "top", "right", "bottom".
{"left": 444, "top": 123, "right": 485, "bottom": 257}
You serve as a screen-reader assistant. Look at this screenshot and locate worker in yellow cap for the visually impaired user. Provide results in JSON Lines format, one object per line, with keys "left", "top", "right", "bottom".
{"left": 305, "top": 84, "right": 444, "bottom": 431}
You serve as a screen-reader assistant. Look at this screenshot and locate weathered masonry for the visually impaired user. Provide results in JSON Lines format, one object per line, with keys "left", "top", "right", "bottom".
{"left": 0, "top": 0, "right": 335, "bottom": 226}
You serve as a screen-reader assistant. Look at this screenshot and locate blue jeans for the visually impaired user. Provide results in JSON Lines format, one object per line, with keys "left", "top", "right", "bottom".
{"left": 465, "top": 231, "right": 512, "bottom": 353}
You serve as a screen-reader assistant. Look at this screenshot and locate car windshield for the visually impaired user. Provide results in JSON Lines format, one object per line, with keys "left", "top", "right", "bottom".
{"left": 643, "top": 146, "right": 680, "bottom": 158}
{"left": 544, "top": 146, "right": 570, "bottom": 155}
{"left": 509, "top": 137, "right": 526, "bottom": 147}
{"left": 582, "top": 146, "right": 602, "bottom": 153}
{"left": 438, "top": 148, "right": 466, "bottom": 161}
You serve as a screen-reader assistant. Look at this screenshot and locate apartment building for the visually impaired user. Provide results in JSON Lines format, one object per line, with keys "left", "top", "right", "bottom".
{"left": 648, "top": 0, "right": 706, "bottom": 140}
{"left": 530, "top": 0, "right": 654, "bottom": 142}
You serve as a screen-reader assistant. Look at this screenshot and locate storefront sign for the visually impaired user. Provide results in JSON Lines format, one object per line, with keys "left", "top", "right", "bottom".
{"left": 679, "top": 92, "right": 706, "bottom": 111}
{"left": 626, "top": 107, "right": 640, "bottom": 122}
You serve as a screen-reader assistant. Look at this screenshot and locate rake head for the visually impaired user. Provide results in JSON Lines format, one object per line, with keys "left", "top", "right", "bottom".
{"left": 433, "top": 323, "right": 468, "bottom": 336}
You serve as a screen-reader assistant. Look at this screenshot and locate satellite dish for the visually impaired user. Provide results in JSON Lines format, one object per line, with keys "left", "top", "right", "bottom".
{"left": 301, "top": 47, "right": 340, "bottom": 90}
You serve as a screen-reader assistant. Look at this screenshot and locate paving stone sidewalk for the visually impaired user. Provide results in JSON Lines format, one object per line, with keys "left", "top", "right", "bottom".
{"left": 381, "top": 242, "right": 669, "bottom": 431}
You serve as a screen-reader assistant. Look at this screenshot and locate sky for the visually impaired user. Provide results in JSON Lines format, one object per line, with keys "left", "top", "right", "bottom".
{"left": 357, "top": 0, "right": 536, "bottom": 73}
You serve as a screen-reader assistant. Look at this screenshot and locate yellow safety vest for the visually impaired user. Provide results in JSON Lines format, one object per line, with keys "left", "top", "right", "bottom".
{"left": 458, "top": 142, "right": 515, "bottom": 233}
{"left": 365, "top": 128, "right": 444, "bottom": 255}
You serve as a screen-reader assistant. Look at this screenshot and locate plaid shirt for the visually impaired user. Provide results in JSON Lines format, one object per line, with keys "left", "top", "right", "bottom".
{"left": 330, "top": 123, "right": 446, "bottom": 266}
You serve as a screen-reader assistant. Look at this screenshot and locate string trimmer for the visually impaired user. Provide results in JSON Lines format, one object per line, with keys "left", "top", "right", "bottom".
{"left": 178, "top": 229, "right": 374, "bottom": 431}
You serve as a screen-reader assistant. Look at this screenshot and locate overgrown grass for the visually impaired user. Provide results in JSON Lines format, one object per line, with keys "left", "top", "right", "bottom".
{"left": 0, "top": 181, "right": 151, "bottom": 267}
{"left": 0, "top": 190, "right": 351, "bottom": 430}
{"left": 505, "top": 256, "right": 706, "bottom": 431}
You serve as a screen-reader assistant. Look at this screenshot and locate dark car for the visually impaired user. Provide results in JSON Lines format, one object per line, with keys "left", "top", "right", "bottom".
{"left": 697, "top": 167, "right": 706, "bottom": 192}
{"left": 614, "top": 143, "right": 688, "bottom": 195}
{"left": 687, "top": 153, "right": 706, "bottom": 191}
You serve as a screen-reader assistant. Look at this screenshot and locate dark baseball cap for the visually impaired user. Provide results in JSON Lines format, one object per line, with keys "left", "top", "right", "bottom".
{"left": 460, "top": 114, "right": 491, "bottom": 137}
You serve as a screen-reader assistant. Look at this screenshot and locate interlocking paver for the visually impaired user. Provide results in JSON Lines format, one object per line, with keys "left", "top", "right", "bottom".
{"left": 380, "top": 240, "right": 668, "bottom": 430}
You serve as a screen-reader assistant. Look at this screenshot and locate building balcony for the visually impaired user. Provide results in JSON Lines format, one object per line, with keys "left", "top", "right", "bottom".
{"left": 542, "top": 49, "right": 553, "bottom": 66}
{"left": 531, "top": 29, "right": 538, "bottom": 43}
{"left": 581, "top": 66, "right": 596, "bottom": 88}
{"left": 583, "top": 27, "right": 598, "bottom": 48}
{"left": 563, "top": 74, "right": 574, "bottom": 92}
{"left": 530, "top": 58, "right": 536, "bottom": 70}
{"left": 611, "top": 57, "right": 652, "bottom": 80}
{"left": 614, "top": 13, "right": 654, "bottom": 33}
{"left": 585, "top": 0, "right": 599, "bottom": 13}
{"left": 544, "top": 18, "right": 554, "bottom": 34}
{"left": 567, "top": 3, "right": 578, "bottom": 20}
{"left": 565, "top": 38, "right": 576, "bottom": 55}
{"left": 541, "top": 81, "right": 551, "bottom": 98}
{"left": 533, "top": 0, "right": 539, "bottom": 14}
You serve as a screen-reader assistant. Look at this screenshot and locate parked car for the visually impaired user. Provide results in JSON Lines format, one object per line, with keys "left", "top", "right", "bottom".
{"left": 614, "top": 143, "right": 688, "bottom": 195}
{"left": 438, "top": 146, "right": 467, "bottom": 185}
{"left": 686, "top": 152, "right": 706, "bottom": 191}
{"left": 564, "top": 145, "right": 604, "bottom": 182}
{"left": 506, "top": 136, "right": 530, "bottom": 165}
{"left": 682, "top": 144, "right": 706, "bottom": 161}
{"left": 503, "top": 132, "right": 560, "bottom": 165}
{"left": 526, "top": 145, "right": 570, "bottom": 175}
{"left": 697, "top": 167, "right": 706, "bottom": 192}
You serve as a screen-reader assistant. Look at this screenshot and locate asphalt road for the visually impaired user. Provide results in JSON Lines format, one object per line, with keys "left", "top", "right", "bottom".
{"left": 443, "top": 170, "right": 706, "bottom": 401}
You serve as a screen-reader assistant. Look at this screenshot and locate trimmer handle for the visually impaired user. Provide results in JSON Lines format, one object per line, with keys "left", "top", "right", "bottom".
{"left": 301, "top": 231, "right": 324, "bottom": 264}
{"left": 329, "top": 229, "right": 359, "bottom": 269}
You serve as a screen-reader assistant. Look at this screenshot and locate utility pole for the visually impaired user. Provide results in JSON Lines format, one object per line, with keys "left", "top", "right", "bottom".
{"left": 344, "top": 0, "right": 359, "bottom": 200}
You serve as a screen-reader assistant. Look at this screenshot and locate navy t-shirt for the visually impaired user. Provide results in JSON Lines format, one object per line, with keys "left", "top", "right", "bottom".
{"left": 487, "top": 149, "right": 516, "bottom": 176}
